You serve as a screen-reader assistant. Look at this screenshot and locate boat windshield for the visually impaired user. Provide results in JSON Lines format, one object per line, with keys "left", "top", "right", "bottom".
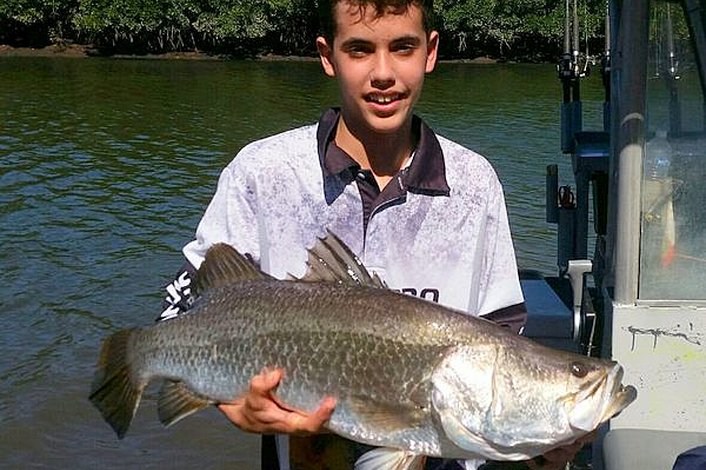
{"left": 640, "top": 0, "right": 706, "bottom": 300}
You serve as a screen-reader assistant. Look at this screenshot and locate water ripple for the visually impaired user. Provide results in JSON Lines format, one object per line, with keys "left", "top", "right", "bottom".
{"left": 0, "top": 57, "right": 609, "bottom": 467}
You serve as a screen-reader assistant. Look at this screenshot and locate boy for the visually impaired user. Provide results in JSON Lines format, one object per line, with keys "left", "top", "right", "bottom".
{"left": 160, "top": 0, "right": 581, "bottom": 468}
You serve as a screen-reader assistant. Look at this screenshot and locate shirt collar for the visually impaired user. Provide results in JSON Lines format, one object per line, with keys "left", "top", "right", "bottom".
{"left": 317, "top": 108, "right": 450, "bottom": 196}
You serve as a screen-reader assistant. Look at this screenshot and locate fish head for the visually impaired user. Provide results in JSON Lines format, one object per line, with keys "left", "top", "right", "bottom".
{"left": 486, "top": 342, "right": 638, "bottom": 437}
{"left": 560, "top": 357, "right": 637, "bottom": 432}
{"left": 430, "top": 342, "right": 637, "bottom": 460}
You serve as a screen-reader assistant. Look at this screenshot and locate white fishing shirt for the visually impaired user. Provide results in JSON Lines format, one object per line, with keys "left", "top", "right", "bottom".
{"left": 179, "top": 108, "right": 524, "bottom": 320}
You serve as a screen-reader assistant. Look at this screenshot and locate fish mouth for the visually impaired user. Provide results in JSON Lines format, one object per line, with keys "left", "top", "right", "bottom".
{"left": 601, "top": 365, "right": 637, "bottom": 421}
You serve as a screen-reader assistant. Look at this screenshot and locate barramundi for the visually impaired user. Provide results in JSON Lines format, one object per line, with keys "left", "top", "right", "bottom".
{"left": 89, "top": 232, "right": 636, "bottom": 469}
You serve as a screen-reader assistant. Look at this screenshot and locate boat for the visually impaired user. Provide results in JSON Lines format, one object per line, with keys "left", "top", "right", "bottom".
{"left": 521, "top": 0, "right": 706, "bottom": 467}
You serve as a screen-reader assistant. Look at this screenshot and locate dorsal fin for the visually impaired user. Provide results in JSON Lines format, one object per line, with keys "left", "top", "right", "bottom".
{"left": 195, "top": 243, "right": 268, "bottom": 293}
{"left": 299, "top": 230, "right": 386, "bottom": 288}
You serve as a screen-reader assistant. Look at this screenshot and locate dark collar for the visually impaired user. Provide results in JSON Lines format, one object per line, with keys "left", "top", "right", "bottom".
{"left": 316, "top": 108, "right": 450, "bottom": 196}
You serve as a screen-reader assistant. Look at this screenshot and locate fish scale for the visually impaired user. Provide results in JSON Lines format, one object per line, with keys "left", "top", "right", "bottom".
{"left": 89, "top": 233, "right": 636, "bottom": 468}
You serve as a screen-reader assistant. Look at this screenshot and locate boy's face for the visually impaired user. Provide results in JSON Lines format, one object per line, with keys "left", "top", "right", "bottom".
{"left": 317, "top": 2, "right": 438, "bottom": 137}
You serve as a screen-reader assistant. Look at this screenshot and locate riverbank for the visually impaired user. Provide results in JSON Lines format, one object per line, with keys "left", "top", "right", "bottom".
{"left": 0, "top": 43, "right": 225, "bottom": 60}
{"left": 0, "top": 43, "right": 500, "bottom": 63}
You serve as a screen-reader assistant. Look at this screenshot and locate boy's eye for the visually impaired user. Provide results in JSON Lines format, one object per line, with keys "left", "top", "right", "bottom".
{"left": 391, "top": 37, "right": 420, "bottom": 55}
{"left": 342, "top": 41, "right": 373, "bottom": 57}
{"left": 393, "top": 43, "right": 415, "bottom": 54}
{"left": 349, "top": 47, "right": 370, "bottom": 57}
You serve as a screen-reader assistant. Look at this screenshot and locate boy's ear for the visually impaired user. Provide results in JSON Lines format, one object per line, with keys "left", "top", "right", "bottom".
{"left": 425, "top": 31, "right": 440, "bottom": 73}
{"left": 316, "top": 36, "right": 336, "bottom": 77}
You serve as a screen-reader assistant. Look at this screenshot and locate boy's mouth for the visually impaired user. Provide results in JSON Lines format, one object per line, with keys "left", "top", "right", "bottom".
{"left": 365, "top": 93, "right": 403, "bottom": 105}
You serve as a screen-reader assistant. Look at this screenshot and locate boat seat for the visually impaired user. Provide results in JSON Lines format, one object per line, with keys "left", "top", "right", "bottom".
{"left": 603, "top": 428, "right": 706, "bottom": 470}
{"left": 519, "top": 270, "right": 579, "bottom": 352}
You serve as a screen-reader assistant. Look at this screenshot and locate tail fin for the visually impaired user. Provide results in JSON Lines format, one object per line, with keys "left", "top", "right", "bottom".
{"left": 89, "top": 328, "right": 145, "bottom": 438}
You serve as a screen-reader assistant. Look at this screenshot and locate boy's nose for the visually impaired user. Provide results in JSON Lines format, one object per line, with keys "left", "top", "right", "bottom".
{"left": 370, "top": 52, "right": 395, "bottom": 88}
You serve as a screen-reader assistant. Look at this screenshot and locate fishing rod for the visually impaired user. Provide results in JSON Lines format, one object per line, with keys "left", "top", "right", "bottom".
{"left": 602, "top": 0, "right": 611, "bottom": 131}
{"left": 559, "top": 0, "right": 584, "bottom": 153}
{"left": 664, "top": 3, "right": 682, "bottom": 136}
{"left": 551, "top": 0, "right": 613, "bottom": 357}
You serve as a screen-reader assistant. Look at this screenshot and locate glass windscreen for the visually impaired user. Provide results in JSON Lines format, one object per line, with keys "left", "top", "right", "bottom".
{"left": 640, "top": 0, "right": 706, "bottom": 300}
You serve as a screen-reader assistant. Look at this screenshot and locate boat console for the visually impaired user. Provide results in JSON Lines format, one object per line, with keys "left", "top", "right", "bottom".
{"left": 524, "top": 0, "right": 706, "bottom": 467}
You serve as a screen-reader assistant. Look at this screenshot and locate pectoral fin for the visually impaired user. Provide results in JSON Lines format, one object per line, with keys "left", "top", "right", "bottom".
{"left": 157, "top": 380, "right": 213, "bottom": 427}
{"left": 354, "top": 448, "right": 426, "bottom": 470}
{"left": 435, "top": 407, "right": 490, "bottom": 455}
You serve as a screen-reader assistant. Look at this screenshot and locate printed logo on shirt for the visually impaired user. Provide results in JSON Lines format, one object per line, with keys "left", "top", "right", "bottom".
{"left": 366, "top": 267, "right": 441, "bottom": 304}
{"left": 158, "top": 271, "right": 193, "bottom": 321}
{"left": 398, "top": 287, "right": 440, "bottom": 303}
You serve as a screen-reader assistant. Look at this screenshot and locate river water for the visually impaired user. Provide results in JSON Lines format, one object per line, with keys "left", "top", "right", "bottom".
{"left": 0, "top": 57, "right": 606, "bottom": 468}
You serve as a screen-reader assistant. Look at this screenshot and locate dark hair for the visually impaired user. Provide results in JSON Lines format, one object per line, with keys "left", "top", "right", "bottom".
{"left": 318, "top": 0, "right": 435, "bottom": 42}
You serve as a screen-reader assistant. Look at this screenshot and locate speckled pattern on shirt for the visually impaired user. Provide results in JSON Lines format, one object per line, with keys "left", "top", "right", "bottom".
{"left": 183, "top": 110, "right": 523, "bottom": 317}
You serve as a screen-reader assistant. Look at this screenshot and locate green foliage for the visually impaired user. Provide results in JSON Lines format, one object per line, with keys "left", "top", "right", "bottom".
{"left": 69, "top": 0, "right": 317, "bottom": 54}
{"left": 434, "top": 0, "right": 605, "bottom": 58}
{"left": 1, "top": 0, "right": 77, "bottom": 45}
{"left": 2, "top": 0, "right": 608, "bottom": 60}
{"left": 73, "top": 0, "right": 195, "bottom": 50}
{"left": 1, "top": 0, "right": 45, "bottom": 26}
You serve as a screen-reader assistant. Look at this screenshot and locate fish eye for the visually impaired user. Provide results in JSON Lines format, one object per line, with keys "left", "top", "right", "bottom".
{"left": 571, "top": 361, "right": 589, "bottom": 378}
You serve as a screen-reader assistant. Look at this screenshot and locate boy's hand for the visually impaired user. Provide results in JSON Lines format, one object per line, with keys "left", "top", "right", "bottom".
{"left": 217, "top": 368, "right": 336, "bottom": 435}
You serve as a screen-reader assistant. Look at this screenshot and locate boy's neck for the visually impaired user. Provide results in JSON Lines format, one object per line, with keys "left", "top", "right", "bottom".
{"left": 334, "top": 115, "right": 415, "bottom": 190}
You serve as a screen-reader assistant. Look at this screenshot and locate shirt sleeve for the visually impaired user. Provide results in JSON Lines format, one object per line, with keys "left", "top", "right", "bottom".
{"left": 182, "top": 154, "right": 261, "bottom": 270}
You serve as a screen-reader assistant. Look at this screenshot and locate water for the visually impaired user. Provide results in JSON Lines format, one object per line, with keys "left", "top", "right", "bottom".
{"left": 0, "top": 57, "right": 606, "bottom": 468}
